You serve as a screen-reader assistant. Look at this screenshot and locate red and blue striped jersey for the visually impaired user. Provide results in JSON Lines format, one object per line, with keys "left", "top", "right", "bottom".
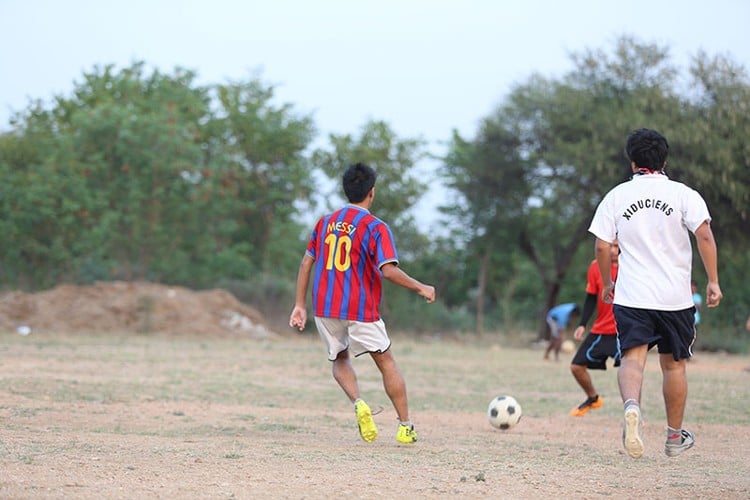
{"left": 305, "top": 205, "right": 399, "bottom": 321}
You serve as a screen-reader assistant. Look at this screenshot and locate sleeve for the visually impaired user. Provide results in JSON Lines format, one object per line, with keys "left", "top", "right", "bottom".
{"left": 578, "top": 293, "right": 597, "bottom": 327}
{"left": 375, "top": 220, "right": 399, "bottom": 268}
{"left": 589, "top": 192, "right": 617, "bottom": 243}
{"left": 683, "top": 187, "right": 712, "bottom": 233}
{"left": 305, "top": 218, "right": 323, "bottom": 260}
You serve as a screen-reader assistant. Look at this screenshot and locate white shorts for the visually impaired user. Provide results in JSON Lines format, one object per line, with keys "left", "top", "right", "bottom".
{"left": 314, "top": 317, "right": 391, "bottom": 361}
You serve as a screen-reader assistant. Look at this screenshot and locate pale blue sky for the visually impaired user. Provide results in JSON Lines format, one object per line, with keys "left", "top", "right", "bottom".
{"left": 1, "top": 0, "right": 748, "bottom": 148}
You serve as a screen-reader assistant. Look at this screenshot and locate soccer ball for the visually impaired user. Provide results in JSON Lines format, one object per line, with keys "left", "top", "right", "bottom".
{"left": 561, "top": 339, "right": 575, "bottom": 354}
{"left": 487, "top": 395, "right": 522, "bottom": 430}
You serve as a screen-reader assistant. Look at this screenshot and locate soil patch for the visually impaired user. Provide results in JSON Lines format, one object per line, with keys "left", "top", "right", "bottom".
{"left": 0, "top": 281, "right": 275, "bottom": 338}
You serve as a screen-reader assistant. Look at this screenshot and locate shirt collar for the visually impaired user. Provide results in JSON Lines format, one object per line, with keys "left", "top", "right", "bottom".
{"left": 631, "top": 171, "right": 668, "bottom": 181}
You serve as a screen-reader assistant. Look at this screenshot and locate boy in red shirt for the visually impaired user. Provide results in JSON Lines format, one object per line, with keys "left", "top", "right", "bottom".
{"left": 569, "top": 241, "right": 621, "bottom": 416}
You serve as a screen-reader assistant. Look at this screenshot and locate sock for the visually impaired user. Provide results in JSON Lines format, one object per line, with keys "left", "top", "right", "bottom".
{"left": 353, "top": 398, "right": 363, "bottom": 409}
{"left": 399, "top": 420, "right": 413, "bottom": 428}
{"left": 667, "top": 426, "right": 682, "bottom": 442}
{"left": 623, "top": 398, "right": 639, "bottom": 410}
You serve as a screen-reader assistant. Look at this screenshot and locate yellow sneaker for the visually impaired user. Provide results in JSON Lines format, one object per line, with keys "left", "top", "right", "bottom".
{"left": 396, "top": 423, "right": 418, "bottom": 444}
{"left": 355, "top": 400, "right": 378, "bottom": 442}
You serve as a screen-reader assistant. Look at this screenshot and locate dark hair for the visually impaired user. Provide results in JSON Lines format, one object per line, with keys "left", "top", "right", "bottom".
{"left": 625, "top": 128, "right": 669, "bottom": 172}
{"left": 343, "top": 162, "right": 376, "bottom": 203}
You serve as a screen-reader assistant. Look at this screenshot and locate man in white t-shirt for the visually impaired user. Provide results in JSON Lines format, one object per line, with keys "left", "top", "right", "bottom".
{"left": 589, "top": 128, "right": 722, "bottom": 459}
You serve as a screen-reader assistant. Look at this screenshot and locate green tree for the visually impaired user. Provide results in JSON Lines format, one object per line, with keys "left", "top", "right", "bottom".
{"left": 443, "top": 36, "right": 712, "bottom": 336}
{"left": 50, "top": 63, "right": 215, "bottom": 283}
{"left": 207, "top": 79, "right": 316, "bottom": 273}
{"left": 676, "top": 51, "right": 750, "bottom": 246}
{"left": 442, "top": 118, "right": 531, "bottom": 334}
{"left": 1, "top": 64, "right": 320, "bottom": 291}
{"left": 0, "top": 116, "right": 83, "bottom": 287}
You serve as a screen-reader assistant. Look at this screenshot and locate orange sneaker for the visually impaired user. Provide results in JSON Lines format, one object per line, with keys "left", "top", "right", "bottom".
{"left": 570, "top": 395, "right": 603, "bottom": 417}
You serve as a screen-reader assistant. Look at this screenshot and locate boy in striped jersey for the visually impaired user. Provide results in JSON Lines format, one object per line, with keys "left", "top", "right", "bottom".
{"left": 290, "top": 162, "right": 436, "bottom": 444}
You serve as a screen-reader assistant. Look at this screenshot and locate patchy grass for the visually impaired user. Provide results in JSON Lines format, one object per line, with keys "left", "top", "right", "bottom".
{"left": 1, "top": 331, "right": 749, "bottom": 498}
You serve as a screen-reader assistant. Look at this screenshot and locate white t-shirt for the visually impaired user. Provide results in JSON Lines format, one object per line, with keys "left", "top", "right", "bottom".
{"left": 589, "top": 174, "right": 711, "bottom": 311}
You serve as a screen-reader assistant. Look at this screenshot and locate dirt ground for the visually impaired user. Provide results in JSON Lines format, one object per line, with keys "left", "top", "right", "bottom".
{"left": 1, "top": 283, "right": 749, "bottom": 499}
{"left": 0, "top": 281, "right": 274, "bottom": 338}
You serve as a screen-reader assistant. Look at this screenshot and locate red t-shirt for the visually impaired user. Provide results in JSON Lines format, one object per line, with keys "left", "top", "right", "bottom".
{"left": 585, "top": 260, "right": 618, "bottom": 335}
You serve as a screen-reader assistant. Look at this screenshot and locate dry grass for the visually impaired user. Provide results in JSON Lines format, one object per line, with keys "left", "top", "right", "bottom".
{"left": 1, "top": 331, "right": 749, "bottom": 499}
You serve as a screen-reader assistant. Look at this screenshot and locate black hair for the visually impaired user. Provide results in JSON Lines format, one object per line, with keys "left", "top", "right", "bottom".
{"left": 342, "top": 162, "right": 376, "bottom": 203}
{"left": 625, "top": 128, "right": 669, "bottom": 172}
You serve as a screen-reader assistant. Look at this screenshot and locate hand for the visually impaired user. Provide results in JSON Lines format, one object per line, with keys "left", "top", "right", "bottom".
{"left": 419, "top": 285, "right": 436, "bottom": 303}
{"left": 289, "top": 305, "right": 307, "bottom": 331}
{"left": 602, "top": 282, "right": 615, "bottom": 304}
{"left": 705, "top": 282, "right": 723, "bottom": 308}
{"left": 573, "top": 325, "right": 585, "bottom": 341}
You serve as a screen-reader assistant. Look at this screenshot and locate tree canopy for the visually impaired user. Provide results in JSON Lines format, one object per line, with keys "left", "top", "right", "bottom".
{"left": 1, "top": 37, "right": 748, "bottom": 348}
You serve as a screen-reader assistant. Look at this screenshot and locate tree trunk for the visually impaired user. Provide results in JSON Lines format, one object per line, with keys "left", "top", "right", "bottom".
{"left": 476, "top": 250, "right": 489, "bottom": 337}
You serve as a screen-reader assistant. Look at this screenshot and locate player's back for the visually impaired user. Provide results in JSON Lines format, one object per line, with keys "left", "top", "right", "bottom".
{"left": 309, "top": 205, "right": 398, "bottom": 321}
{"left": 601, "top": 175, "right": 707, "bottom": 310}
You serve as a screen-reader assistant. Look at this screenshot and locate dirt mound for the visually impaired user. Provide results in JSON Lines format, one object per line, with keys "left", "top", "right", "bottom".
{"left": 0, "top": 281, "right": 276, "bottom": 338}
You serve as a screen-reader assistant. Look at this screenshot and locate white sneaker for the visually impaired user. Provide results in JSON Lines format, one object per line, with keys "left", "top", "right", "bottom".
{"left": 622, "top": 405, "right": 644, "bottom": 459}
{"left": 665, "top": 429, "right": 695, "bottom": 457}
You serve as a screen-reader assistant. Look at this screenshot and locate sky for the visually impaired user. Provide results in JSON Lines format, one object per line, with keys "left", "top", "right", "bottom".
{"left": 1, "top": 0, "right": 749, "bottom": 222}
{"left": 2, "top": 0, "right": 749, "bottom": 143}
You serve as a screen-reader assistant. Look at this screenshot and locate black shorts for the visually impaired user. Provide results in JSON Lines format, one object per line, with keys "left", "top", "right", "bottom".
{"left": 613, "top": 304, "right": 696, "bottom": 361}
{"left": 571, "top": 333, "right": 620, "bottom": 369}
